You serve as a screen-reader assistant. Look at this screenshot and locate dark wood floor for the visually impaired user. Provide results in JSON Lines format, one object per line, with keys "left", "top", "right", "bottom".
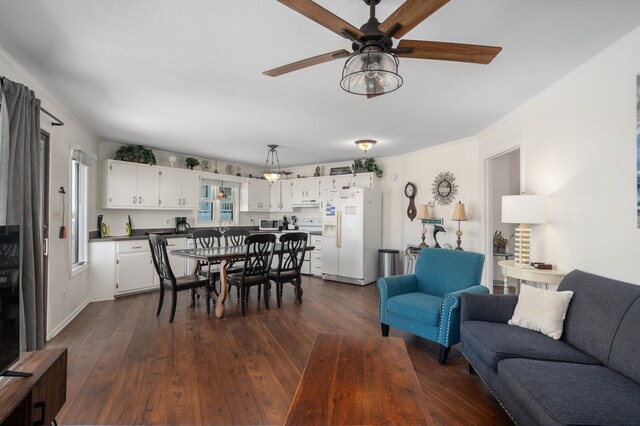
{"left": 46, "top": 277, "right": 512, "bottom": 425}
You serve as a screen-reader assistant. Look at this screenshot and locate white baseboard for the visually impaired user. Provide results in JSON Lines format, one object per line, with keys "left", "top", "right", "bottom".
{"left": 46, "top": 299, "right": 90, "bottom": 341}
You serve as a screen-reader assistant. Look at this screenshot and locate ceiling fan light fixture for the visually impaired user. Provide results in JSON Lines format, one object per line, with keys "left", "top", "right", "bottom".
{"left": 355, "top": 139, "right": 377, "bottom": 153}
{"left": 340, "top": 47, "right": 402, "bottom": 96}
{"left": 263, "top": 144, "right": 282, "bottom": 183}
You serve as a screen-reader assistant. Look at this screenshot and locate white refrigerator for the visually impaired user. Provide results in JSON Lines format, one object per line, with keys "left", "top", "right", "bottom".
{"left": 322, "top": 187, "right": 381, "bottom": 285}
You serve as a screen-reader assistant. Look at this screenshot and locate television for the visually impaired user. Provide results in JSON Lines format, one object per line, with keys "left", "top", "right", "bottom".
{"left": 0, "top": 225, "right": 20, "bottom": 376}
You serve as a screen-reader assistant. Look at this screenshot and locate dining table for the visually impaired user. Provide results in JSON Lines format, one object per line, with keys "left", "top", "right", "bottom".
{"left": 171, "top": 243, "right": 314, "bottom": 318}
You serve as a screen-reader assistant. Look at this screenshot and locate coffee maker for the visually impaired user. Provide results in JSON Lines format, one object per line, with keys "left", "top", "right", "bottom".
{"left": 175, "top": 217, "right": 190, "bottom": 234}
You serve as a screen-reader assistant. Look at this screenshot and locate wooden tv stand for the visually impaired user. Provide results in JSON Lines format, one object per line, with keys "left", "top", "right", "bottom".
{"left": 0, "top": 348, "right": 67, "bottom": 426}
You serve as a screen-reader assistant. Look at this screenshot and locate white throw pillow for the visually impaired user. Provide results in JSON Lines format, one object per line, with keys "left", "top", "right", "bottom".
{"left": 508, "top": 284, "right": 574, "bottom": 340}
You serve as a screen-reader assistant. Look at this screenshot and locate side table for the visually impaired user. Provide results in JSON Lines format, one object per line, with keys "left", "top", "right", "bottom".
{"left": 498, "top": 260, "right": 567, "bottom": 295}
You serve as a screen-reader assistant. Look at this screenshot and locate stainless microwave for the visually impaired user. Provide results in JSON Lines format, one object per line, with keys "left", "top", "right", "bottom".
{"left": 259, "top": 220, "right": 280, "bottom": 231}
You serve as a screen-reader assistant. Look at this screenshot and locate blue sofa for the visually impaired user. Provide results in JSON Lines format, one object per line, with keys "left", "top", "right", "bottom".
{"left": 461, "top": 270, "right": 640, "bottom": 425}
{"left": 377, "top": 248, "right": 488, "bottom": 364}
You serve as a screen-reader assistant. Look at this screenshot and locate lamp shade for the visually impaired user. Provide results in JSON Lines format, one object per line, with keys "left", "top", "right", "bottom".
{"left": 451, "top": 201, "right": 468, "bottom": 221}
{"left": 340, "top": 47, "right": 402, "bottom": 96}
{"left": 416, "top": 204, "right": 432, "bottom": 220}
{"left": 502, "top": 195, "right": 547, "bottom": 224}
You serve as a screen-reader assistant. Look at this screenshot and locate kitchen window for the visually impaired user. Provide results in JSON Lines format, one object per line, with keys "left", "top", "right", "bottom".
{"left": 70, "top": 148, "right": 94, "bottom": 272}
{"left": 198, "top": 179, "right": 239, "bottom": 225}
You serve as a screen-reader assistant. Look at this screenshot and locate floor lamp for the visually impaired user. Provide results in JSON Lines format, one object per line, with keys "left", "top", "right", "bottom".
{"left": 501, "top": 194, "right": 547, "bottom": 266}
{"left": 416, "top": 204, "right": 432, "bottom": 247}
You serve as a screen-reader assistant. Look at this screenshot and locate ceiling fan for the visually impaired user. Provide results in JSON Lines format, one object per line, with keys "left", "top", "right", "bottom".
{"left": 263, "top": 0, "right": 502, "bottom": 97}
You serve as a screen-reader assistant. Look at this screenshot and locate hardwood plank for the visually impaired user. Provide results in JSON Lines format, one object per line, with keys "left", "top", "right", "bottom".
{"left": 50, "top": 276, "right": 512, "bottom": 425}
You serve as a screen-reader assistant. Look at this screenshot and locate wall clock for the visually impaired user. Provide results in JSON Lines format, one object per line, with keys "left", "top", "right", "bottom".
{"left": 405, "top": 182, "right": 417, "bottom": 221}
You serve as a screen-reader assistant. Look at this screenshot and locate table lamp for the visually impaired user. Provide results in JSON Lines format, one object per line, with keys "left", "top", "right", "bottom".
{"left": 451, "top": 201, "right": 468, "bottom": 250}
{"left": 416, "top": 204, "right": 432, "bottom": 247}
{"left": 501, "top": 194, "right": 547, "bottom": 266}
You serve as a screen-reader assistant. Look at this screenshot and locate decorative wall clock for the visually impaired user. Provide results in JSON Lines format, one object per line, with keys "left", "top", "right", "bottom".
{"left": 405, "top": 182, "right": 417, "bottom": 221}
{"left": 432, "top": 172, "right": 458, "bottom": 205}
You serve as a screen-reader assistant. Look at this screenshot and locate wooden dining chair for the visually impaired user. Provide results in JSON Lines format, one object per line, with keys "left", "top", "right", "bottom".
{"left": 149, "top": 234, "right": 210, "bottom": 323}
{"left": 223, "top": 228, "right": 250, "bottom": 299}
{"left": 192, "top": 229, "right": 223, "bottom": 302}
{"left": 268, "top": 232, "right": 307, "bottom": 307}
{"left": 226, "top": 233, "right": 276, "bottom": 317}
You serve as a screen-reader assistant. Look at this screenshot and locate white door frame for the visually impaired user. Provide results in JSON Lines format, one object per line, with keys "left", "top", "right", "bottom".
{"left": 483, "top": 146, "right": 521, "bottom": 293}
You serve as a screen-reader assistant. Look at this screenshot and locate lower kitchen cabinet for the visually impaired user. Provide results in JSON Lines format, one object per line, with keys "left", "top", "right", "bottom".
{"left": 89, "top": 237, "right": 186, "bottom": 299}
{"left": 310, "top": 235, "right": 323, "bottom": 276}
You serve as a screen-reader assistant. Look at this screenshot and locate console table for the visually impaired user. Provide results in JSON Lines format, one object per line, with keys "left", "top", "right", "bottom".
{"left": 498, "top": 260, "right": 567, "bottom": 294}
{"left": 285, "top": 334, "right": 431, "bottom": 425}
{"left": 0, "top": 348, "right": 67, "bottom": 426}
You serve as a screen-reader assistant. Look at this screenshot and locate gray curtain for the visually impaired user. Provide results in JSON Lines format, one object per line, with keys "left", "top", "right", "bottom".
{"left": 0, "top": 77, "right": 44, "bottom": 351}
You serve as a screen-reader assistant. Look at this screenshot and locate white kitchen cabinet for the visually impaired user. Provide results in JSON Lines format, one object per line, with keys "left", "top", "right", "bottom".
{"left": 116, "top": 251, "right": 155, "bottom": 295}
{"left": 333, "top": 174, "right": 352, "bottom": 191}
{"left": 352, "top": 172, "right": 379, "bottom": 190}
{"left": 160, "top": 168, "right": 200, "bottom": 209}
{"left": 291, "top": 178, "right": 321, "bottom": 204}
{"left": 310, "top": 235, "right": 323, "bottom": 276}
{"left": 270, "top": 180, "right": 293, "bottom": 212}
{"left": 240, "top": 178, "right": 271, "bottom": 211}
{"left": 102, "top": 160, "right": 161, "bottom": 209}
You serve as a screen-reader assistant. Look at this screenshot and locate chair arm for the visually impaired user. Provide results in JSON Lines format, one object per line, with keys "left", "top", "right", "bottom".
{"left": 438, "top": 285, "right": 489, "bottom": 347}
{"left": 376, "top": 274, "right": 418, "bottom": 324}
{"left": 460, "top": 293, "right": 519, "bottom": 324}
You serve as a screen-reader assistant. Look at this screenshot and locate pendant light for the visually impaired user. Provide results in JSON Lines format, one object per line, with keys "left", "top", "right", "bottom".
{"left": 217, "top": 180, "right": 226, "bottom": 200}
{"left": 263, "top": 144, "right": 282, "bottom": 182}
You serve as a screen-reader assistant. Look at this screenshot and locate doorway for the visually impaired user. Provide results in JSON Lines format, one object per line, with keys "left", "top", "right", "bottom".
{"left": 39, "top": 130, "right": 50, "bottom": 334}
{"left": 486, "top": 148, "right": 520, "bottom": 293}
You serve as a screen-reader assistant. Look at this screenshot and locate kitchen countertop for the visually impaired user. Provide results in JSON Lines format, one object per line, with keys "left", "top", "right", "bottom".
{"left": 89, "top": 227, "right": 321, "bottom": 242}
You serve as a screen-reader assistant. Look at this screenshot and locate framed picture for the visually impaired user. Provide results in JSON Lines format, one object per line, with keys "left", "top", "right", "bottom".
{"left": 421, "top": 217, "right": 444, "bottom": 225}
{"left": 330, "top": 166, "right": 351, "bottom": 176}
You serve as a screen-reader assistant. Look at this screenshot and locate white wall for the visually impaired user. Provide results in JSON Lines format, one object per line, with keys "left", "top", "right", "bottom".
{"left": 476, "top": 27, "right": 640, "bottom": 285}
{"left": 0, "top": 46, "right": 100, "bottom": 339}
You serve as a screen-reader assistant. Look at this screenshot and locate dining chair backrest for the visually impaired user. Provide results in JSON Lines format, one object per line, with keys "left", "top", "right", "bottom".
{"left": 277, "top": 232, "right": 308, "bottom": 274}
{"left": 241, "top": 233, "right": 276, "bottom": 280}
{"left": 192, "top": 229, "right": 223, "bottom": 249}
{"left": 149, "top": 234, "right": 175, "bottom": 283}
{"left": 224, "top": 228, "right": 250, "bottom": 247}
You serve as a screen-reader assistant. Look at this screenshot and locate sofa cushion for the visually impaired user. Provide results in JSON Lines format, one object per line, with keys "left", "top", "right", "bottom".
{"left": 499, "top": 359, "right": 640, "bottom": 425}
{"left": 386, "top": 292, "right": 441, "bottom": 326}
{"left": 558, "top": 270, "right": 640, "bottom": 365}
{"left": 461, "top": 321, "right": 599, "bottom": 371}
{"left": 508, "top": 284, "right": 574, "bottom": 340}
{"left": 608, "top": 297, "right": 640, "bottom": 383}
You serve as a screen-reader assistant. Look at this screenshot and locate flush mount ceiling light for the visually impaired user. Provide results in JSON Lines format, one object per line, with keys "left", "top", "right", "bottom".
{"left": 263, "top": 144, "right": 282, "bottom": 183}
{"left": 264, "top": 0, "right": 501, "bottom": 98}
{"left": 355, "top": 139, "right": 377, "bottom": 153}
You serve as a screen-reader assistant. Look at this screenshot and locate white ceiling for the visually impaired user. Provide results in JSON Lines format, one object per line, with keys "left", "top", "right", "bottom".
{"left": 1, "top": 0, "right": 639, "bottom": 167}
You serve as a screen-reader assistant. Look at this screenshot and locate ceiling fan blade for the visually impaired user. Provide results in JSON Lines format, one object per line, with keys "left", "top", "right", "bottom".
{"left": 396, "top": 40, "right": 502, "bottom": 64}
{"left": 277, "top": 0, "right": 364, "bottom": 39}
{"left": 263, "top": 49, "right": 351, "bottom": 77}
{"left": 379, "top": 0, "right": 450, "bottom": 39}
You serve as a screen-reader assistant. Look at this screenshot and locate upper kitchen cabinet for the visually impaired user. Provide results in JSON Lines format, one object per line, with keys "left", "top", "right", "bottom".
{"left": 102, "top": 159, "right": 161, "bottom": 209}
{"left": 270, "top": 180, "right": 293, "bottom": 212}
{"left": 291, "top": 178, "right": 321, "bottom": 206}
{"left": 240, "top": 178, "right": 271, "bottom": 211}
{"left": 352, "top": 172, "right": 379, "bottom": 190}
{"left": 159, "top": 168, "right": 200, "bottom": 209}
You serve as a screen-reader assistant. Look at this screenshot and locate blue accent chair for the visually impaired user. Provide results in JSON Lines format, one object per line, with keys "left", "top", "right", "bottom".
{"left": 377, "top": 248, "right": 488, "bottom": 364}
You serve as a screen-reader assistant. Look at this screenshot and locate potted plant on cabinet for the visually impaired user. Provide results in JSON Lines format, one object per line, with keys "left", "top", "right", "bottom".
{"left": 185, "top": 157, "right": 200, "bottom": 170}
{"left": 114, "top": 145, "right": 157, "bottom": 165}
{"left": 351, "top": 158, "right": 383, "bottom": 178}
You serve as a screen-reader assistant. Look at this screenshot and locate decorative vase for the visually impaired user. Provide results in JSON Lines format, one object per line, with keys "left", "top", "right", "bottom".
{"left": 498, "top": 247, "right": 506, "bottom": 254}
